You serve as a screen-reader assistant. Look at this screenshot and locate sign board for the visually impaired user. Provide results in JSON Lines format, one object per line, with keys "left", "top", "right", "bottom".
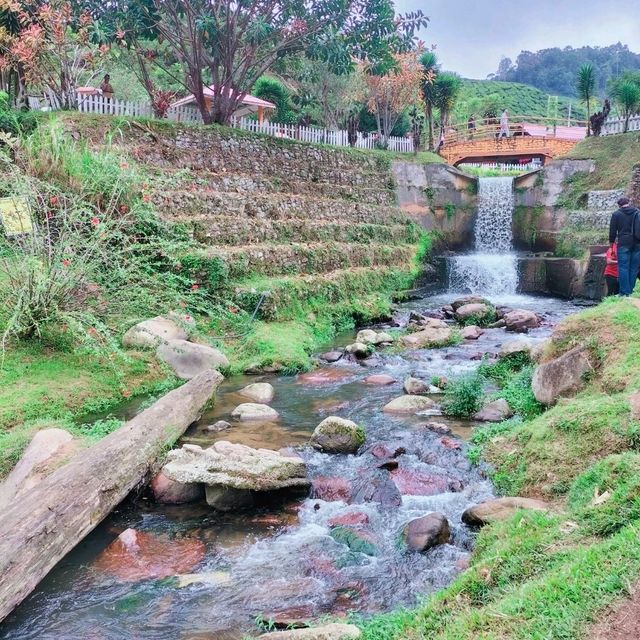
{"left": 0, "top": 197, "right": 32, "bottom": 235}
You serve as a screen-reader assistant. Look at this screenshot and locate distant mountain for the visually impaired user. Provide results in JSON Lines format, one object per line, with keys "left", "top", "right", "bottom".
{"left": 491, "top": 43, "right": 640, "bottom": 98}
{"left": 454, "top": 79, "right": 586, "bottom": 123}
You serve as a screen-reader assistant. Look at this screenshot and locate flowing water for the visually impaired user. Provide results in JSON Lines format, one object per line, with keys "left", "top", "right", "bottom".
{"left": 0, "top": 177, "right": 582, "bottom": 639}
{"left": 448, "top": 177, "right": 519, "bottom": 298}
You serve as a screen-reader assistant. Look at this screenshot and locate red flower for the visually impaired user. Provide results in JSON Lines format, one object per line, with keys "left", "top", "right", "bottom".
{"left": 119, "top": 205, "right": 128, "bottom": 214}
{"left": 229, "top": 306, "right": 238, "bottom": 314}
{"left": 49, "top": 196, "right": 58, "bottom": 206}
{"left": 191, "top": 284, "right": 199, "bottom": 291}
{"left": 62, "top": 258, "right": 71, "bottom": 267}
{"left": 142, "top": 194, "right": 151, "bottom": 203}
{"left": 184, "top": 315, "right": 191, "bottom": 321}
{"left": 90, "top": 217, "right": 100, "bottom": 226}
{"left": 122, "top": 389, "right": 131, "bottom": 398}
{"left": 46, "top": 211, "right": 54, "bottom": 219}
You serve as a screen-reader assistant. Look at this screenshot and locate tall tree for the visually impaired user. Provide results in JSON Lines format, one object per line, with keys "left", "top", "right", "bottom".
{"left": 419, "top": 50, "right": 438, "bottom": 151}
{"left": 434, "top": 72, "right": 462, "bottom": 140}
{"left": 362, "top": 51, "right": 422, "bottom": 146}
{"left": 117, "top": 0, "right": 428, "bottom": 125}
{"left": 577, "top": 63, "right": 595, "bottom": 136}
{"left": 613, "top": 80, "right": 640, "bottom": 132}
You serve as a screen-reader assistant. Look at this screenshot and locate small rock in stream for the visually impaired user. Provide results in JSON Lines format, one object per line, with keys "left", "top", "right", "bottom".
{"left": 403, "top": 512, "right": 451, "bottom": 552}
{"left": 206, "top": 420, "right": 232, "bottom": 432}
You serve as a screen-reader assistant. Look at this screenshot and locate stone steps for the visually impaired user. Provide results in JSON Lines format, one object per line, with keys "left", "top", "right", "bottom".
{"left": 147, "top": 167, "right": 395, "bottom": 206}
{"left": 187, "top": 216, "right": 420, "bottom": 246}
{"left": 203, "top": 241, "right": 417, "bottom": 279}
{"left": 230, "top": 266, "right": 418, "bottom": 321}
{"left": 156, "top": 189, "right": 411, "bottom": 226}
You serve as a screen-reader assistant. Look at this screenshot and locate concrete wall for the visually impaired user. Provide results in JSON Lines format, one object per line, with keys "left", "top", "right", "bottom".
{"left": 392, "top": 161, "right": 478, "bottom": 250}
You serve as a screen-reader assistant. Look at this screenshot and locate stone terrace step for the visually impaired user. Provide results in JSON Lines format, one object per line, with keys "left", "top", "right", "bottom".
{"left": 156, "top": 190, "right": 411, "bottom": 226}
{"left": 188, "top": 216, "right": 421, "bottom": 247}
{"left": 231, "top": 266, "right": 419, "bottom": 321}
{"left": 147, "top": 168, "right": 395, "bottom": 206}
{"left": 205, "top": 241, "right": 417, "bottom": 279}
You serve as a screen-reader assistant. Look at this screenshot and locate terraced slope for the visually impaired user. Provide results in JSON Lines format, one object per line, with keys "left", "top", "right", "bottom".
{"left": 81, "top": 118, "right": 430, "bottom": 323}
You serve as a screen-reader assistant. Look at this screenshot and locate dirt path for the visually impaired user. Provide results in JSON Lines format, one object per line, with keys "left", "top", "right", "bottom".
{"left": 589, "top": 585, "right": 640, "bottom": 640}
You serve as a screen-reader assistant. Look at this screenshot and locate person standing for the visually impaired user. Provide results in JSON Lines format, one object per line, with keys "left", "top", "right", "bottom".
{"left": 604, "top": 242, "right": 619, "bottom": 296}
{"left": 609, "top": 197, "right": 640, "bottom": 296}
{"left": 100, "top": 74, "right": 114, "bottom": 100}
{"left": 499, "top": 109, "right": 509, "bottom": 138}
{"left": 467, "top": 114, "right": 476, "bottom": 140}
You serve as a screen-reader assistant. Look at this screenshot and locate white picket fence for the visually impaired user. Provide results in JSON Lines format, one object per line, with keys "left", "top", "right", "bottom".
{"left": 601, "top": 113, "right": 640, "bottom": 136}
{"left": 28, "top": 93, "right": 414, "bottom": 153}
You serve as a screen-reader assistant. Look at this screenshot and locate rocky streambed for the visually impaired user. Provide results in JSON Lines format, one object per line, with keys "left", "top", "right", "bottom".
{"left": 0, "top": 293, "right": 582, "bottom": 640}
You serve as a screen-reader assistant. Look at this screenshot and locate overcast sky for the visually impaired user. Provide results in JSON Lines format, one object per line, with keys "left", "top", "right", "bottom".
{"left": 395, "top": 0, "right": 640, "bottom": 78}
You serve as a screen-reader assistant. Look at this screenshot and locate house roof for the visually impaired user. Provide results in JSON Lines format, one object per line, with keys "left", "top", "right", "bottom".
{"left": 171, "top": 86, "right": 276, "bottom": 111}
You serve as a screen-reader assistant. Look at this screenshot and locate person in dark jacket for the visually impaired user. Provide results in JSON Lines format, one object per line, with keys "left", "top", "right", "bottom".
{"left": 609, "top": 196, "right": 640, "bottom": 296}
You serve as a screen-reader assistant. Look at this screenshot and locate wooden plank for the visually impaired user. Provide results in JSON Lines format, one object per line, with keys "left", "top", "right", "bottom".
{"left": 0, "top": 369, "right": 223, "bottom": 623}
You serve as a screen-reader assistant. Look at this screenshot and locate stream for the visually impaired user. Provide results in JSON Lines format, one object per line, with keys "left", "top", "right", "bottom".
{"left": 0, "top": 178, "right": 586, "bottom": 640}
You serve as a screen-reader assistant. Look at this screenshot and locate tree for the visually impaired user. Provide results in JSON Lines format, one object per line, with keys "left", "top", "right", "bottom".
{"left": 577, "top": 63, "right": 595, "bottom": 136}
{"left": 0, "top": 0, "right": 106, "bottom": 110}
{"left": 613, "top": 80, "right": 640, "bottom": 133}
{"left": 420, "top": 50, "right": 438, "bottom": 151}
{"left": 361, "top": 51, "right": 422, "bottom": 146}
{"left": 119, "top": 0, "right": 428, "bottom": 125}
{"left": 434, "top": 72, "right": 462, "bottom": 139}
{"left": 253, "top": 76, "right": 295, "bottom": 124}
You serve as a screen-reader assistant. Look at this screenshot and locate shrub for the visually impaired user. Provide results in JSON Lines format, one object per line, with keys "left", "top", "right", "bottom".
{"left": 568, "top": 453, "right": 640, "bottom": 536}
{"left": 442, "top": 372, "right": 484, "bottom": 418}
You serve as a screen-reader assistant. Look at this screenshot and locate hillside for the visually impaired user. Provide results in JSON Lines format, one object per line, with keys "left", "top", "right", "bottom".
{"left": 454, "top": 79, "right": 586, "bottom": 123}
{"left": 492, "top": 43, "right": 640, "bottom": 97}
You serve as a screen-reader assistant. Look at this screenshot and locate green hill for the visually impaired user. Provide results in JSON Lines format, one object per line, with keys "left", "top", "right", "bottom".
{"left": 453, "top": 79, "right": 586, "bottom": 124}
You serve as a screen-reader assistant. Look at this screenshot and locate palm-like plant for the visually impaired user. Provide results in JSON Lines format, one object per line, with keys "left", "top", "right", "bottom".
{"left": 434, "top": 72, "right": 462, "bottom": 141}
{"left": 577, "top": 63, "right": 595, "bottom": 136}
{"left": 420, "top": 51, "right": 438, "bottom": 150}
{"left": 614, "top": 80, "right": 640, "bottom": 133}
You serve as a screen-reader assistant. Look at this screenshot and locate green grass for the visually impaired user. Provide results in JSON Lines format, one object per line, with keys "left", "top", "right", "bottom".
{"left": 560, "top": 131, "right": 640, "bottom": 207}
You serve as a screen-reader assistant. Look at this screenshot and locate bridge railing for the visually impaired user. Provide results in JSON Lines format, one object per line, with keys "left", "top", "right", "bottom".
{"left": 440, "top": 114, "right": 587, "bottom": 146}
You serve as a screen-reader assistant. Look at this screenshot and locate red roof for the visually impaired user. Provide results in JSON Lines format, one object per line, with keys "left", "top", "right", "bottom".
{"left": 171, "top": 86, "right": 276, "bottom": 111}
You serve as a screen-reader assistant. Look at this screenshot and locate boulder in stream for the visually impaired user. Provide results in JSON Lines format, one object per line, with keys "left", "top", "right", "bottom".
{"left": 231, "top": 403, "right": 279, "bottom": 421}
{"left": 399, "top": 327, "right": 452, "bottom": 349}
{"left": 161, "top": 441, "right": 310, "bottom": 510}
{"left": 356, "top": 329, "right": 394, "bottom": 346}
{"left": 461, "top": 325, "right": 484, "bottom": 340}
{"left": 345, "top": 342, "right": 370, "bottom": 359}
{"left": 531, "top": 346, "right": 594, "bottom": 406}
{"left": 364, "top": 374, "right": 396, "bottom": 386}
{"left": 258, "top": 623, "right": 362, "bottom": 639}
{"left": 403, "top": 377, "right": 430, "bottom": 395}
{"left": 504, "top": 309, "right": 540, "bottom": 333}
{"left": 156, "top": 339, "right": 229, "bottom": 379}
{"left": 310, "top": 417, "right": 365, "bottom": 455}
{"left": 122, "top": 316, "right": 188, "bottom": 349}
{"left": 473, "top": 399, "right": 513, "bottom": 422}
{"left": 499, "top": 338, "right": 534, "bottom": 358}
{"left": 403, "top": 512, "right": 451, "bottom": 552}
{"left": 462, "top": 497, "right": 551, "bottom": 526}
{"left": 383, "top": 395, "right": 437, "bottom": 415}
{"left": 455, "top": 303, "right": 495, "bottom": 324}
{"left": 150, "top": 471, "right": 204, "bottom": 505}
{"left": 451, "top": 295, "right": 491, "bottom": 311}
{"left": 238, "top": 382, "right": 275, "bottom": 404}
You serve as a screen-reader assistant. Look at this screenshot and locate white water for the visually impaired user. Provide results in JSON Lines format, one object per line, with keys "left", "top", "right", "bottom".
{"left": 448, "top": 177, "right": 518, "bottom": 297}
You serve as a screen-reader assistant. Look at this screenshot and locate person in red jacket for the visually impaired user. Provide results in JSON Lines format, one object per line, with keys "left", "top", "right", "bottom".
{"left": 604, "top": 242, "right": 619, "bottom": 296}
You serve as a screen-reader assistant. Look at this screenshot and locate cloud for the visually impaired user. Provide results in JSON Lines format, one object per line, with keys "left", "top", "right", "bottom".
{"left": 395, "top": 0, "right": 640, "bottom": 78}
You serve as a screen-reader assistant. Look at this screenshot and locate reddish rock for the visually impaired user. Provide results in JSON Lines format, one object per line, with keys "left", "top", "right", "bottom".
{"left": 298, "top": 368, "right": 356, "bottom": 385}
{"left": 364, "top": 374, "right": 396, "bottom": 386}
{"left": 311, "top": 477, "right": 352, "bottom": 502}
{"left": 150, "top": 472, "right": 203, "bottom": 505}
{"left": 403, "top": 512, "right": 451, "bottom": 552}
{"left": 370, "top": 444, "right": 394, "bottom": 459}
{"left": 328, "top": 512, "right": 370, "bottom": 528}
{"left": 352, "top": 469, "right": 402, "bottom": 507}
{"left": 312, "top": 399, "right": 350, "bottom": 414}
{"left": 92, "top": 528, "right": 205, "bottom": 581}
{"left": 391, "top": 468, "right": 450, "bottom": 496}
{"left": 456, "top": 555, "right": 471, "bottom": 571}
{"left": 319, "top": 351, "right": 344, "bottom": 363}
{"left": 440, "top": 437, "right": 462, "bottom": 450}
{"left": 425, "top": 422, "right": 451, "bottom": 435}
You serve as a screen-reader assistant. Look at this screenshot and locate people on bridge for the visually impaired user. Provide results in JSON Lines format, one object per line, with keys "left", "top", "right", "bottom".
{"left": 609, "top": 196, "right": 640, "bottom": 296}
{"left": 604, "top": 242, "right": 619, "bottom": 296}
{"left": 467, "top": 115, "right": 476, "bottom": 139}
{"left": 498, "top": 109, "right": 509, "bottom": 138}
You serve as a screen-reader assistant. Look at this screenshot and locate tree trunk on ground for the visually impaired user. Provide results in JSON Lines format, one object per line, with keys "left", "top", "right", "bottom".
{"left": 0, "top": 369, "right": 223, "bottom": 623}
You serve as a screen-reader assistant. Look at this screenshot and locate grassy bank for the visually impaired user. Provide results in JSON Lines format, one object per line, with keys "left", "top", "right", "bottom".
{"left": 559, "top": 131, "right": 640, "bottom": 208}
{"left": 359, "top": 296, "right": 640, "bottom": 640}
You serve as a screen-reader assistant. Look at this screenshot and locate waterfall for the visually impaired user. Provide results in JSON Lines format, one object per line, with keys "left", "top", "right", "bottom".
{"left": 448, "top": 177, "right": 518, "bottom": 296}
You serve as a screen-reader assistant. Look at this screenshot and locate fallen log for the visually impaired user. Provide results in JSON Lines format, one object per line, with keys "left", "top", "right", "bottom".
{"left": 0, "top": 369, "right": 223, "bottom": 622}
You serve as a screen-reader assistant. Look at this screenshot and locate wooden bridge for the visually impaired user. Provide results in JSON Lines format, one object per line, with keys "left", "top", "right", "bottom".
{"left": 439, "top": 117, "right": 587, "bottom": 166}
